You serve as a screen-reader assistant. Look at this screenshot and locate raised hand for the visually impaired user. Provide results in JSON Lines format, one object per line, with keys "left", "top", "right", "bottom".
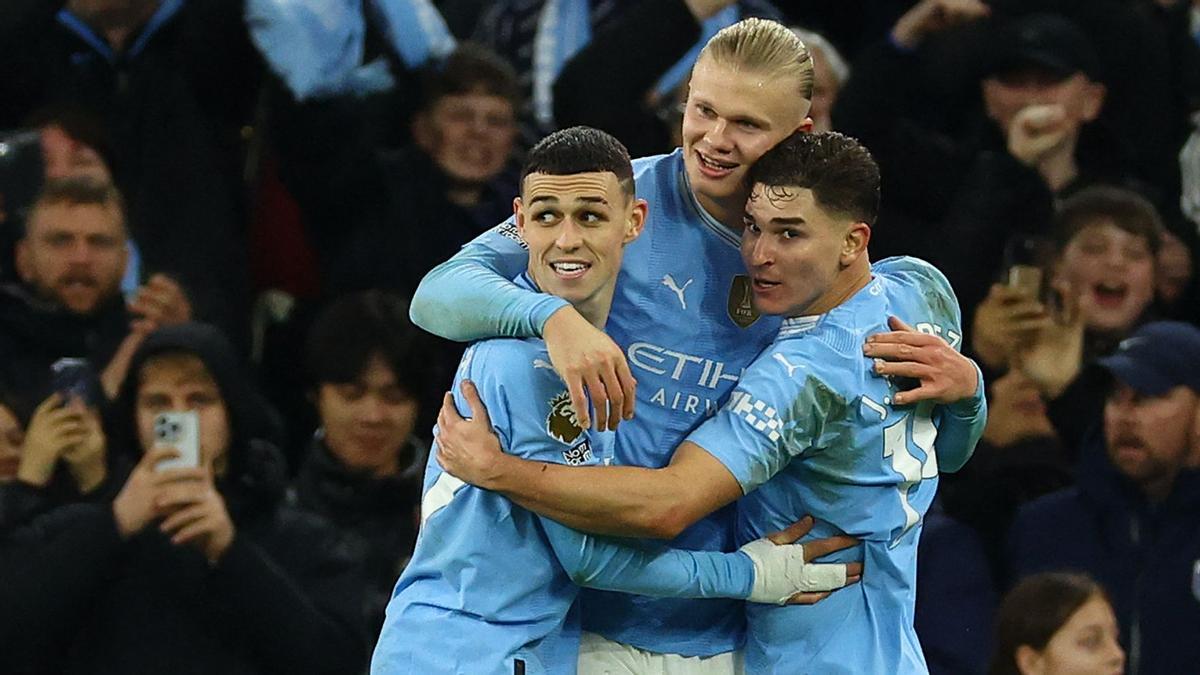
{"left": 891, "top": 0, "right": 991, "bottom": 49}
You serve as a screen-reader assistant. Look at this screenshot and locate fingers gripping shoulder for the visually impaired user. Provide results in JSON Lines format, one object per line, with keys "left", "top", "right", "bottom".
{"left": 739, "top": 538, "right": 849, "bottom": 605}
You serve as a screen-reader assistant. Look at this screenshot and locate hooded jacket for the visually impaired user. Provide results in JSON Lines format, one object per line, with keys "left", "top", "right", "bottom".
{"left": 1008, "top": 431, "right": 1200, "bottom": 675}
{"left": 0, "top": 322, "right": 365, "bottom": 675}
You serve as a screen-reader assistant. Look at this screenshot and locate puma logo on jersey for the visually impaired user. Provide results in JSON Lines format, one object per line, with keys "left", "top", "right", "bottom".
{"left": 773, "top": 353, "right": 803, "bottom": 378}
{"left": 662, "top": 274, "right": 694, "bottom": 310}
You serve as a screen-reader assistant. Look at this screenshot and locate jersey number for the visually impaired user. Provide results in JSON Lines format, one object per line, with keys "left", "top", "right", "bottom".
{"left": 882, "top": 409, "right": 938, "bottom": 547}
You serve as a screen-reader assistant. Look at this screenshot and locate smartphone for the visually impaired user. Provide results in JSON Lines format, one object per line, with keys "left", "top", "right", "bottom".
{"left": 1001, "top": 236, "right": 1048, "bottom": 300}
{"left": 50, "top": 357, "right": 98, "bottom": 406}
{"left": 153, "top": 411, "right": 200, "bottom": 471}
{"left": 0, "top": 130, "right": 45, "bottom": 221}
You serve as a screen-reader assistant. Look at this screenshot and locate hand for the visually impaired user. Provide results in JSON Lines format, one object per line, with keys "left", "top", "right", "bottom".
{"left": 61, "top": 406, "right": 107, "bottom": 493}
{"left": 112, "top": 447, "right": 180, "bottom": 539}
{"left": 100, "top": 326, "right": 151, "bottom": 400}
{"left": 891, "top": 0, "right": 990, "bottom": 49}
{"left": 128, "top": 274, "right": 191, "bottom": 331}
{"left": 156, "top": 465, "right": 235, "bottom": 564}
{"left": 971, "top": 284, "right": 1052, "bottom": 370}
{"left": 864, "top": 316, "right": 979, "bottom": 406}
{"left": 1015, "top": 283, "right": 1084, "bottom": 399}
{"left": 16, "top": 394, "right": 88, "bottom": 487}
{"left": 435, "top": 381, "right": 509, "bottom": 489}
{"left": 543, "top": 306, "right": 636, "bottom": 431}
{"left": 682, "top": 0, "right": 737, "bottom": 21}
{"left": 1007, "top": 104, "right": 1072, "bottom": 168}
{"left": 740, "top": 516, "right": 863, "bottom": 605}
{"left": 981, "top": 370, "right": 1057, "bottom": 447}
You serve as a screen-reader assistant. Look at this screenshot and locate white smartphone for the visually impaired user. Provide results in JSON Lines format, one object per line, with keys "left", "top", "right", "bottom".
{"left": 153, "top": 411, "right": 200, "bottom": 471}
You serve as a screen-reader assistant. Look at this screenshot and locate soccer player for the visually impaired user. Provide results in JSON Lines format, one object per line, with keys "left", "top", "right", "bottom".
{"left": 410, "top": 17, "right": 982, "bottom": 672}
{"left": 370, "top": 127, "right": 862, "bottom": 675}
{"left": 436, "top": 131, "right": 986, "bottom": 674}
{"left": 409, "top": 19, "right": 814, "bottom": 670}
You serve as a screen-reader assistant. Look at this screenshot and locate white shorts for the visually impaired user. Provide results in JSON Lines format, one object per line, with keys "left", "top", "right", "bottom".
{"left": 577, "top": 632, "right": 743, "bottom": 675}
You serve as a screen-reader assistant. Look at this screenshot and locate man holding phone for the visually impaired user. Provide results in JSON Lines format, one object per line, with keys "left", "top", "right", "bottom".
{"left": 1, "top": 321, "right": 366, "bottom": 674}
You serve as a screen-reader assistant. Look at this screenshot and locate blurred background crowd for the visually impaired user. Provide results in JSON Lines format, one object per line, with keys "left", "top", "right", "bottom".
{"left": 1, "top": 1, "right": 1199, "bottom": 673}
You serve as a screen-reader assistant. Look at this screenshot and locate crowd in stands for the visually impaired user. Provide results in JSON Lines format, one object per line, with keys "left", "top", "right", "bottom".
{"left": 1, "top": 1, "right": 1198, "bottom": 673}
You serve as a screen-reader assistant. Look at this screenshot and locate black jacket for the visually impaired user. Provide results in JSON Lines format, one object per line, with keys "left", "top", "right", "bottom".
{"left": 1009, "top": 434, "right": 1200, "bottom": 675}
{"left": 0, "top": 282, "right": 129, "bottom": 402}
{"left": 290, "top": 435, "right": 426, "bottom": 639}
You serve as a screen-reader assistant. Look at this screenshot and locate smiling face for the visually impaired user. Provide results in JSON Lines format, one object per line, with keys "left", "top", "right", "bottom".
{"left": 517, "top": 171, "right": 645, "bottom": 325}
{"left": 414, "top": 91, "right": 517, "bottom": 185}
{"left": 317, "top": 354, "right": 417, "bottom": 478}
{"left": 682, "top": 57, "right": 809, "bottom": 226}
{"left": 1054, "top": 219, "right": 1154, "bottom": 333}
{"left": 740, "top": 183, "right": 869, "bottom": 317}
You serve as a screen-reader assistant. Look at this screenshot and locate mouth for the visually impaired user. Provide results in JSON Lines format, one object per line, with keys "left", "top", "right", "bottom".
{"left": 548, "top": 260, "right": 591, "bottom": 280}
{"left": 1091, "top": 281, "right": 1128, "bottom": 309}
{"left": 694, "top": 150, "right": 738, "bottom": 179}
{"left": 752, "top": 276, "right": 781, "bottom": 293}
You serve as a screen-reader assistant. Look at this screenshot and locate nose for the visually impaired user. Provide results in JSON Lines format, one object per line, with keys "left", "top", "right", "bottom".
{"left": 65, "top": 240, "right": 92, "bottom": 265}
{"left": 555, "top": 220, "right": 583, "bottom": 251}
{"left": 705, "top": 118, "right": 733, "bottom": 153}
{"left": 747, "top": 232, "right": 774, "bottom": 266}
{"left": 359, "top": 395, "right": 388, "bottom": 424}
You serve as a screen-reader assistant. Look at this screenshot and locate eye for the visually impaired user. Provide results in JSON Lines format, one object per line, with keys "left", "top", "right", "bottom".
{"left": 737, "top": 120, "right": 761, "bottom": 131}
{"left": 781, "top": 228, "right": 802, "bottom": 240}
{"left": 580, "top": 211, "right": 605, "bottom": 224}
{"left": 335, "top": 384, "right": 367, "bottom": 401}
{"left": 533, "top": 210, "right": 559, "bottom": 224}
{"left": 696, "top": 104, "right": 716, "bottom": 118}
{"left": 743, "top": 217, "right": 760, "bottom": 233}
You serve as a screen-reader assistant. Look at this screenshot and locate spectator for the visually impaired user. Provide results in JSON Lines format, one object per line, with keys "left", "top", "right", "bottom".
{"left": 836, "top": 6, "right": 1142, "bottom": 316}
{"left": 273, "top": 43, "right": 521, "bottom": 295}
{"left": 289, "top": 291, "right": 433, "bottom": 642}
{"left": 990, "top": 572, "right": 1124, "bottom": 675}
{"left": 1008, "top": 321, "right": 1200, "bottom": 675}
{"left": 0, "top": 177, "right": 192, "bottom": 403}
{"left": 0, "top": 0, "right": 260, "bottom": 338}
{"left": 0, "top": 322, "right": 364, "bottom": 674}
{"left": 972, "top": 185, "right": 1161, "bottom": 451}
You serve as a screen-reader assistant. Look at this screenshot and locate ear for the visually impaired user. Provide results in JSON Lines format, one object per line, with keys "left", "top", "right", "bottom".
{"left": 1015, "top": 645, "right": 1044, "bottom": 675}
{"left": 513, "top": 196, "right": 528, "bottom": 241}
{"left": 14, "top": 237, "right": 32, "bottom": 283}
{"left": 841, "top": 222, "right": 871, "bottom": 266}
{"left": 624, "top": 198, "right": 648, "bottom": 244}
{"left": 1079, "top": 81, "right": 1106, "bottom": 123}
{"left": 411, "top": 111, "right": 437, "bottom": 153}
{"left": 797, "top": 116, "right": 814, "bottom": 134}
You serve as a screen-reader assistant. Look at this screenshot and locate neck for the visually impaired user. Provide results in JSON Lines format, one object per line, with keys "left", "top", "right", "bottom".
{"left": 75, "top": 1, "right": 161, "bottom": 52}
{"left": 446, "top": 182, "right": 484, "bottom": 209}
{"left": 696, "top": 188, "right": 749, "bottom": 232}
{"left": 1141, "top": 472, "right": 1177, "bottom": 505}
{"left": 574, "top": 289, "right": 613, "bottom": 330}
{"left": 1037, "top": 140, "right": 1081, "bottom": 193}
{"left": 799, "top": 256, "right": 873, "bottom": 316}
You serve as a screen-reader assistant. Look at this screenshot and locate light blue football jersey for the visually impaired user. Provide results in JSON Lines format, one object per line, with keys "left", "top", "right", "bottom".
{"left": 688, "top": 257, "right": 985, "bottom": 674}
{"left": 412, "top": 150, "right": 781, "bottom": 656}
{"left": 372, "top": 277, "right": 762, "bottom": 675}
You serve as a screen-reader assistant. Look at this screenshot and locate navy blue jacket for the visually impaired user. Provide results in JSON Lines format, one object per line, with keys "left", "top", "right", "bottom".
{"left": 1008, "top": 434, "right": 1200, "bottom": 675}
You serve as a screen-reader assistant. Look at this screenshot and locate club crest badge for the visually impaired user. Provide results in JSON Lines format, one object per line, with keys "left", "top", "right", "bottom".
{"left": 728, "top": 275, "right": 760, "bottom": 328}
{"left": 546, "top": 391, "right": 584, "bottom": 445}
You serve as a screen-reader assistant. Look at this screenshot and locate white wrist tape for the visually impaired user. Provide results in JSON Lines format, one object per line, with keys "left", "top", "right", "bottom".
{"left": 739, "top": 538, "right": 849, "bottom": 605}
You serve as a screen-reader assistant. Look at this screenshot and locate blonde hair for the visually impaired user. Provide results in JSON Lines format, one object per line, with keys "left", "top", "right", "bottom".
{"left": 698, "top": 18, "right": 814, "bottom": 100}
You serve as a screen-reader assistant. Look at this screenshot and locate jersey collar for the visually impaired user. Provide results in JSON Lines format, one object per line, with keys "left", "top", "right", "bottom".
{"left": 674, "top": 151, "right": 741, "bottom": 249}
{"left": 778, "top": 315, "right": 821, "bottom": 338}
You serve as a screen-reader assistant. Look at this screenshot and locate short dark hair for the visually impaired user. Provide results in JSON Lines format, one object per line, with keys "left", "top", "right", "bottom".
{"left": 305, "top": 291, "right": 431, "bottom": 396}
{"left": 1053, "top": 185, "right": 1162, "bottom": 255}
{"left": 990, "top": 572, "right": 1109, "bottom": 675}
{"left": 748, "top": 131, "right": 880, "bottom": 226}
{"left": 521, "top": 126, "right": 635, "bottom": 197}
{"left": 420, "top": 43, "right": 520, "bottom": 110}
{"left": 26, "top": 176, "right": 126, "bottom": 237}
